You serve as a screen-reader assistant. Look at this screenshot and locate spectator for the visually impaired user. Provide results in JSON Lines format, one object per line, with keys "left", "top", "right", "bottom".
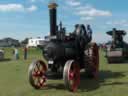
{"left": 24, "top": 46, "right": 28, "bottom": 60}
{"left": 14, "top": 47, "right": 19, "bottom": 60}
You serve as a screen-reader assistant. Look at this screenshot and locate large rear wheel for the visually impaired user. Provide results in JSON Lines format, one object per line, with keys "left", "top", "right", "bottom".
{"left": 84, "top": 43, "right": 99, "bottom": 78}
{"left": 28, "top": 60, "right": 47, "bottom": 89}
{"left": 63, "top": 60, "right": 80, "bottom": 92}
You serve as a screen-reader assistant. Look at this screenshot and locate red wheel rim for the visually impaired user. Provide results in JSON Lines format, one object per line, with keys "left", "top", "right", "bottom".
{"left": 31, "top": 60, "right": 47, "bottom": 88}
{"left": 68, "top": 62, "right": 80, "bottom": 92}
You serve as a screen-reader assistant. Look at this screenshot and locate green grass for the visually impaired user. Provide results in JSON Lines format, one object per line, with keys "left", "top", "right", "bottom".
{"left": 0, "top": 48, "right": 128, "bottom": 96}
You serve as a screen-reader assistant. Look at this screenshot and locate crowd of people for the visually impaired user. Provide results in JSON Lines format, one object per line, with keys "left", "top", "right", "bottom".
{"left": 13, "top": 46, "right": 28, "bottom": 60}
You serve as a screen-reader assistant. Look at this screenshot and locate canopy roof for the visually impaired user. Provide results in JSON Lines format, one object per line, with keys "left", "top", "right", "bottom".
{"left": 106, "top": 29, "right": 126, "bottom": 36}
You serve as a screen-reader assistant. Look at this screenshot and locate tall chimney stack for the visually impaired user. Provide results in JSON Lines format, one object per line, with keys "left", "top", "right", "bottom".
{"left": 48, "top": 1, "right": 58, "bottom": 36}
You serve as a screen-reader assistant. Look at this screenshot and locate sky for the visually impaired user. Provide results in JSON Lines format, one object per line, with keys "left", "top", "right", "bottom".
{"left": 0, "top": 0, "right": 128, "bottom": 43}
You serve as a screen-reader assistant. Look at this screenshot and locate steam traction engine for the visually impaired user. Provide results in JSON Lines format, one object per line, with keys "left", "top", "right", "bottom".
{"left": 106, "top": 28, "right": 128, "bottom": 63}
{"left": 28, "top": 2, "right": 99, "bottom": 92}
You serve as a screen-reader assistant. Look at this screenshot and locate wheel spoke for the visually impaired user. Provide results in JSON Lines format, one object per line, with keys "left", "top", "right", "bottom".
{"left": 34, "top": 77, "right": 40, "bottom": 86}
{"left": 34, "top": 66, "right": 38, "bottom": 73}
{"left": 72, "top": 81, "right": 77, "bottom": 92}
{"left": 37, "top": 77, "right": 42, "bottom": 87}
{"left": 33, "top": 74, "right": 46, "bottom": 87}
{"left": 40, "top": 65, "right": 45, "bottom": 73}
{"left": 69, "top": 70, "right": 74, "bottom": 80}
{"left": 71, "top": 65, "right": 80, "bottom": 92}
{"left": 36, "top": 62, "right": 41, "bottom": 70}
{"left": 32, "top": 71, "right": 38, "bottom": 77}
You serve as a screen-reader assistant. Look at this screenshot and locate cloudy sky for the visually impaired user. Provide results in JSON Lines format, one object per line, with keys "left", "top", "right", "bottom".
{"left": 0, "top": 0, "right": 128, "bottom": 43}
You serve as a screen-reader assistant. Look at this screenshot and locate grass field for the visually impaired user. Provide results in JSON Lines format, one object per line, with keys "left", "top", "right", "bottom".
{"left": 0, "top": 48, "right": 128, "bottom": 96}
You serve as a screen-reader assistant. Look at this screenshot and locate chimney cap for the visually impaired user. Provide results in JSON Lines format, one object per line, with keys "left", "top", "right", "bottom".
{"left": 48, "top": 3, "right": 58, "bottom": 9}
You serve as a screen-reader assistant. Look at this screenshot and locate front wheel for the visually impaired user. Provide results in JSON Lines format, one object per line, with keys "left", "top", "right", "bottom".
{"left": 28, "top": 60, "right": 47, "bottom": 89}
{"left": 63, "top": 60, "right": 80, "bottom": 92}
